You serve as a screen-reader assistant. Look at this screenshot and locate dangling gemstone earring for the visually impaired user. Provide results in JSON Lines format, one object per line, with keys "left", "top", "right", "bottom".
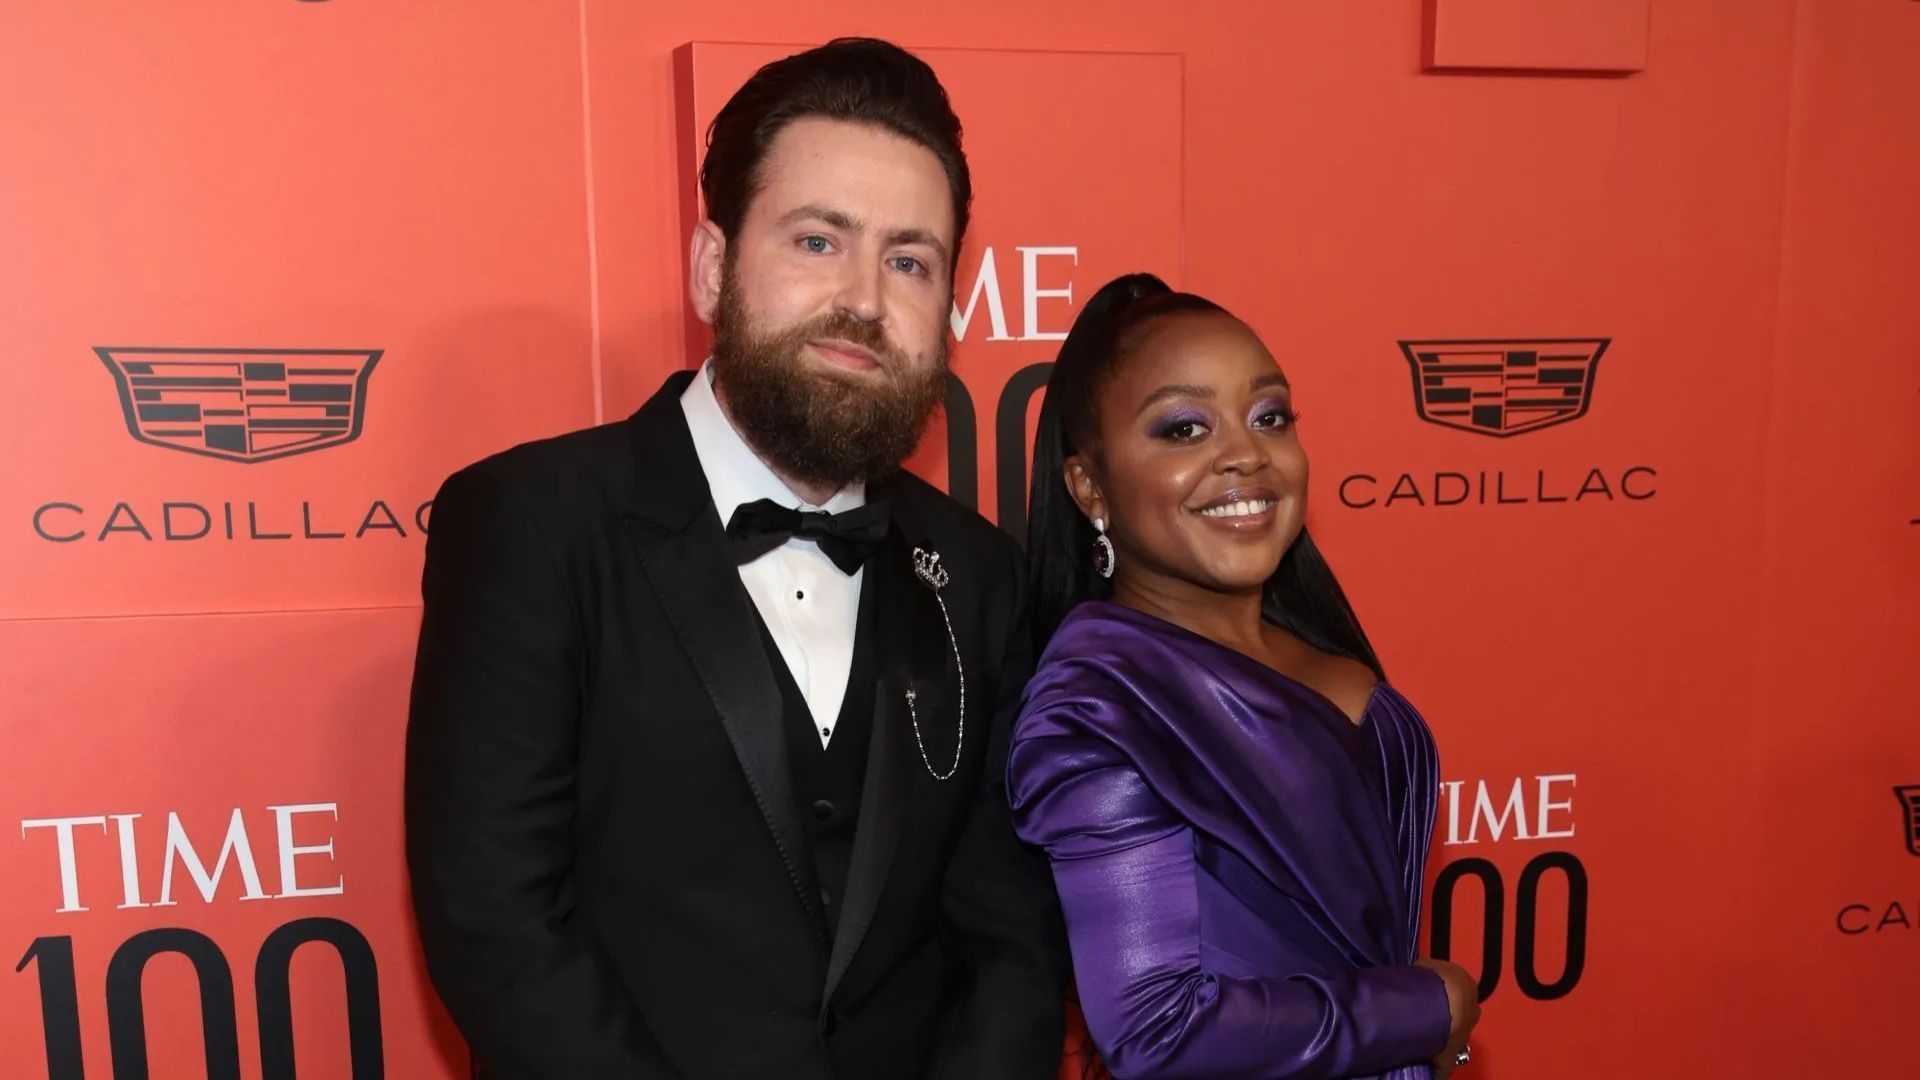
{"left": 1091, "top": 516, "right": 1116, "bottom": 579}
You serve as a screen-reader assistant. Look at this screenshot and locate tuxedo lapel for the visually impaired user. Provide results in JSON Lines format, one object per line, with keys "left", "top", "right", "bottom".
{"left": 619, "top": 373, "right": 829, "bottom": 944}
{"left": 825, "top": 516, "right": 960, "bottom": 1001}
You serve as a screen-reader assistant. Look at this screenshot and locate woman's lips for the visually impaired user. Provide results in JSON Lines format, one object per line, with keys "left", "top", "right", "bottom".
{"left": 1192, "top": 488, "right": 1280, "bottom": 529}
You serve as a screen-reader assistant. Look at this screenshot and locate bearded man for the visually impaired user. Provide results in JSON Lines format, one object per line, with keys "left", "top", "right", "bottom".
{"left": 404, "top": 37, "right": 1067, "bottom": 1080}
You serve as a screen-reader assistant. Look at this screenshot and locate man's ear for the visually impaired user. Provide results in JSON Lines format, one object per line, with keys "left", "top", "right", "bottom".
{"left": 689, "top": 219, "right": 726, "bottom": 325}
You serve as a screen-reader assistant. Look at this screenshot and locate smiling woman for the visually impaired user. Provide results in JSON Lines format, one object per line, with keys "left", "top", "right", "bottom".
{"left": 1025, "top": 275, "right": 1369, "bottom": 673}
{"left": 1010, "top": 273, "right": 1481, "bottom": 1080}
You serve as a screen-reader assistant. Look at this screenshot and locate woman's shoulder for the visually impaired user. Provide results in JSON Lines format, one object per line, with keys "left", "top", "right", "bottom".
{"left": 1015, "top": 602, "right": 1215, "bottom": 766}
{"left": 1024, "top": 604, "right": 1180, "bottom": 713}
{"left": 1008, "top": 608, "right": 1190, "bottom": 854}
{"left": 1037, "top": 601, "right": 1188, "bottom": 668}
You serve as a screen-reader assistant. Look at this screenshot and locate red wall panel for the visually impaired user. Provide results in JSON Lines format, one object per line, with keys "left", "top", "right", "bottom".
{"left": 1, "top": 1, "right": 1912, "bottom": 1076}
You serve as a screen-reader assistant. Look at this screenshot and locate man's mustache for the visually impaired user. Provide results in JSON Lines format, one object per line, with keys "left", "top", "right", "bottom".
{"left": 785, "top": 313, "right": 906, "bottom": 369}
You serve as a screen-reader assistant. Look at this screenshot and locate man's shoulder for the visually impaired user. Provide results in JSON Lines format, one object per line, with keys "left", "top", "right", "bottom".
{"left": 886, "top": 470, "right": 1021, "bottom": 575}
{"left": 439, "top": 417, "right": 635, "bottom": 510}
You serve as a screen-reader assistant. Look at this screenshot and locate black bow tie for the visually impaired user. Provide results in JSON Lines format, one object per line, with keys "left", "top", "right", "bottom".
{"left": 725, "top": 498, "right": 890, "bottom": 575}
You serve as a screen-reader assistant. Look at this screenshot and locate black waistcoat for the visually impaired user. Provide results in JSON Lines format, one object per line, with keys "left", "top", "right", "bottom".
{"left": 748, "top": 578, "right": 877, "bottom": 938}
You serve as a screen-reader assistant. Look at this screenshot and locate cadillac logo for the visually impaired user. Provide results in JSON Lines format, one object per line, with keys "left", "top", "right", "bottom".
{"left": 96, "top": 347, "right": 381, "bottom": 463}
{"left": 1896, "top": 786, "right": 1920, "bottom": 857}
{"left": 1401, "top": 338, "right": 1608, "bottom": 438}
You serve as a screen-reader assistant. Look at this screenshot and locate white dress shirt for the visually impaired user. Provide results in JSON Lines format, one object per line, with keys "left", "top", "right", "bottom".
{"left": 681, "top": 362, "right": 864, "bottom": 748}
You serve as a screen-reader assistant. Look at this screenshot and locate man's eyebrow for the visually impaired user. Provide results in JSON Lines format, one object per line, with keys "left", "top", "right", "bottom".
{"left": 886, "top": 227, "right": 950, "bottom": 265}
{"left": 774, "top": 205, "right": 951, "bottom": 265}
{"left": 776, "top": 204, "right": 862, "bottom": 232}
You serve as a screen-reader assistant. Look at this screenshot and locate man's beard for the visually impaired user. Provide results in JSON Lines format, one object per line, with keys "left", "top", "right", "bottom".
{"left": 709, "top": 269, "right": 949, "bottom": 493}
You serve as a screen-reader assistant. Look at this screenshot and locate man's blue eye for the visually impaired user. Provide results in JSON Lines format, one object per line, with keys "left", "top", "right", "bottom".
{"left": 801, "top": 236, "right": 830, "bottom": 253}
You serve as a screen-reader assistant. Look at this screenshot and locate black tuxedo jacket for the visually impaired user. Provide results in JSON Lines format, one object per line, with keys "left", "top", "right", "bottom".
{"left": 405, "top": 371, "right": 1067, "bottom": 1079}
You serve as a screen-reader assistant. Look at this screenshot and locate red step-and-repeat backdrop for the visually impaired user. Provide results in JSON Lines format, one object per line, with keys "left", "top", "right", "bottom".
{"left": 2, "top": 1, "right": 1914, "bottom": 1077}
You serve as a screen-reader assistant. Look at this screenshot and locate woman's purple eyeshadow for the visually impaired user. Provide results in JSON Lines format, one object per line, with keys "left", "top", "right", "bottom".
{"left": 1150, "top": 409, "right": 1210, "bottom": 437}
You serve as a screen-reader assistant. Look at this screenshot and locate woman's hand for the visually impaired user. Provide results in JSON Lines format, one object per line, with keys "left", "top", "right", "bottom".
{"left": 1415, "top": 957, "right": 1480, "bottom": 1078}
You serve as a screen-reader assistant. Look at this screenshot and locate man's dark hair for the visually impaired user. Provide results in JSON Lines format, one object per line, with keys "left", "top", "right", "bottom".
{"left": 700, "top": 37, "right": 971, "bottom": 266}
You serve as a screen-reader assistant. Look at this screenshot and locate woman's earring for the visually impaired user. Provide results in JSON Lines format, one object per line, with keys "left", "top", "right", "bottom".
{"left": 1091, "top": 516, "right": 1116, "bottom": 579}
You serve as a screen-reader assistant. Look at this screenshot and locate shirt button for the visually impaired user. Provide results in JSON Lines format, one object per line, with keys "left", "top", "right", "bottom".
{"left": 820, "top": 885, "right": 833, "bottom": 907}
{"left": 796, "top": 589, "right": 805, "bottom": 600}
{"left": 811, "top": 799, "right": 835, "bottom": 820}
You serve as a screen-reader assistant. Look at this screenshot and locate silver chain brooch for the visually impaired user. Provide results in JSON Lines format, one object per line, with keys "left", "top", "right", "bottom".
{"left": 906, "top": 547, "right": 965, "bottom": 781}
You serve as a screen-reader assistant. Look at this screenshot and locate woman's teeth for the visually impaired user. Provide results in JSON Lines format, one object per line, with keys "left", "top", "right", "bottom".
{"left": 1199, "top": 499, "right": 1275, "bottom": 518}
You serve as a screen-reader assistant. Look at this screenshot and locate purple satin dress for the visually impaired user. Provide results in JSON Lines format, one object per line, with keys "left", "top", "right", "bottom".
{"left": 1009, "top": 602, "right": 1450, "bottom": 1080}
